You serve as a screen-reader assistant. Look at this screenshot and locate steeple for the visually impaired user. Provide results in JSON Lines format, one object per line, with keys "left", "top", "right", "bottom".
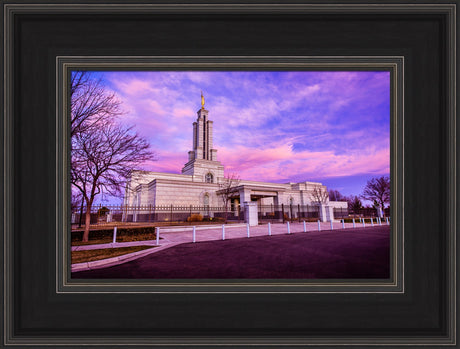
{"left": 181, "top": 94, "right": 224, "bottom": 181}
{"left": 190, "top": 92, "right": 216, "bottom": 161}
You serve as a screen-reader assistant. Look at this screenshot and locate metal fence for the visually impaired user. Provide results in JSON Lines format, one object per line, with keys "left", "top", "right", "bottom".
{"left": 348, "top": 207, "right": 390, "bottom": 218}
{"left": 258, "top": 204, "right": 320, "bottom": 223}
{"left": 72, "top": 204, "right": 244, "bottom": 226}
{"left": 333, "top": 207, "right": 349, "bottom": 219}
{"left": 72, "top": 203, "right": 389, "bottom": 227}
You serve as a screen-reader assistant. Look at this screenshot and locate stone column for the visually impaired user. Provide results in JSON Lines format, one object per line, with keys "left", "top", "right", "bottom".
{"left": 196, "top": 115, "right": 203, "bottom": 159}
{"left": 239, "top": 188, "right": 251, "bottom": 206}
{"left": 192, "top": 122, "right": 197, "bottom": 150}
{"left": 319, "top": 204, "right": 328, "bottom": 222}
{"left": 244, "top": 201, "right": 258, "bottom": 226}
{"left": 327, "top": 205, "right": 334, "bottom": 221}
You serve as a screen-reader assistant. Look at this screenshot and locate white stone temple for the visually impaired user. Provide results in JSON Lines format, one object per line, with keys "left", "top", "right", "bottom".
{"left": 123, "top": 94, "right": 347, "bottom": 221}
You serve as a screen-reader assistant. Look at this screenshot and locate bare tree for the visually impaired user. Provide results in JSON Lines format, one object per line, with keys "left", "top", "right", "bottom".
{"left": 70, "top": 71, "right": 123, "bottom": 137}
{"left": 361, "top": 176, "right": 390, "bottom": 212}
{"left": 310, "top": 185, "right": 329, "bottom": 204}
{"left": 348, "top": 195, "right": 363, "bottom": 216}
{"left": 217, "top": 173, "right": 240, "bottom": 223}
{"left": 71, "top": 120, "right": 153, "bottom": 242}
{"left": 328, "top": 189, "right": 346, "bottom": 201}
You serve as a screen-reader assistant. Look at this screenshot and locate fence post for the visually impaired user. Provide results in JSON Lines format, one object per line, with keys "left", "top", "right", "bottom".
{"left": 268, "top": 222, "right": 272, "bottom": 236}
{"left": 155, "top": 227, "right": 160, "bottom": 245}
{"left": 192, "top": 226, "right": 196, "bottom": 243}
{"left": 303, "top": 220, "right": 306, "bottom": 232}
{"left": 318, "top": 220, "right": 321, "bottom": 231}
{"left": 342, "top": 219, "right": 345, "bottom": 229}
{"left": 371, "top": 218, "right": 374, "bottom": 227}
{"left": 287, "top": 221, "right": 291, "bottom": 234}
{"left": 330, "top": 220, "right": 333, "bottom": 230}
{"left": 222, "top": 225, "right": 225, "bottom": 240}
{"left": 112, "top": 226, "right": 117, "bottom": 244}
{"left": 378, "top": 217, "right": 382, "bottom": 226}
{"left": 353, "top": 218, "right": 356, "bottom": 228}
{"left": 281, "top": 204, "right": 285, "bottom": 223}
{"left": 362, "top": 219, "right": 366, "bottom": 228}
{"left": 386, "top": 217, "right": 389, "bottom": 225}
{"left": 247, "top": 223, "right": 250, "bottom": 238}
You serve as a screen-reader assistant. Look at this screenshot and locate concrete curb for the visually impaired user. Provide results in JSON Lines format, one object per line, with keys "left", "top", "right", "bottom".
{"left": 71, "top": 242, "right": 182, "bottom": 272}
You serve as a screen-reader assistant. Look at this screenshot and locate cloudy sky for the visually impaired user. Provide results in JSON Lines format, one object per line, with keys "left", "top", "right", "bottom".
{"left": 87, "top": 70, "right": 390, "bottom": 203}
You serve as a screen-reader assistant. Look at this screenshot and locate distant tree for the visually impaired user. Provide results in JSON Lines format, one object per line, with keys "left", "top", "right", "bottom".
{"left": 328, "top": 189, "right": 346, "bottom": 201}
{"left": 310, "top": 185, "right": 329, "bottom": 204}
{"left": 348, "top": 195, "right": 363, "bottom": 213}
{"left": 217, "top": 173, "right": 240, "bottom": 223}
{"left": 361, "top": 176, "right": 390, "bottom": 211}
{"left": 70, "top": 71, "right": 123, "bottom": 137}
{"left": 71, "top": 120, "right": 153, "bottom": 242}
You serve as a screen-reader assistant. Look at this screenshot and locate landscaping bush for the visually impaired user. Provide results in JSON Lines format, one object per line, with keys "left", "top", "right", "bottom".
{"left": 97, "top": 206, "right": 110, "bottom": 216}
{"left": 187, "top": 213, "right": 203, "bottom": 222}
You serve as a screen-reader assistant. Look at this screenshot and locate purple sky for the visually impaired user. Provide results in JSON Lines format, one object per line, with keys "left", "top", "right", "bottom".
{"left": 87, "top": 71, "right": 390, "bottom": 204}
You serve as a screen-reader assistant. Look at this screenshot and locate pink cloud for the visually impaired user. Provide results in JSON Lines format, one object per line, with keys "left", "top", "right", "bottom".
{"left": 218, "top": 144, "right": 389, "bottom": 183}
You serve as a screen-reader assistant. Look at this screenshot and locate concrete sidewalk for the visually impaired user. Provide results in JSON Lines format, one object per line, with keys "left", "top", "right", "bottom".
{"left": 71, "top": 220, "right": 389, "bottom": 272}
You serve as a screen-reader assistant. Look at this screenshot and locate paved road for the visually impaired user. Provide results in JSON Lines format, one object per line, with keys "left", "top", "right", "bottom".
{"left": 72, "top": 225, "right": 390, "bottom": 279}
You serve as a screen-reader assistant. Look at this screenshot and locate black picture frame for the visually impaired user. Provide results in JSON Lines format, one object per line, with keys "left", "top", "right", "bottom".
{"left": 2, "top": 1, "right": 457, "bottom": 347}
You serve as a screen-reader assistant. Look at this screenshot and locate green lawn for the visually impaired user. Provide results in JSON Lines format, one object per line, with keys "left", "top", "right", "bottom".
{"left": 72, "top": 246, "right": 154, "bottom": 264}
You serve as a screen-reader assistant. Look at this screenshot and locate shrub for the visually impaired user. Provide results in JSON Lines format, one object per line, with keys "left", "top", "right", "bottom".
{"left": 97, "top": 206, "right": 110, "bottom": 216}
{"left": 187, "top": 214, "right": 203, "bottom": 222}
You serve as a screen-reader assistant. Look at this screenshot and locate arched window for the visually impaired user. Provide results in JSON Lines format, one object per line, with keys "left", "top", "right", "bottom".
{"left": 205, "top": 173, "right": 214, "bottom": 183}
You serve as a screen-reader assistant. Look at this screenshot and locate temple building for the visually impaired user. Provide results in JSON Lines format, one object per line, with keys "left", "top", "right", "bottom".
{"left": 123, "top": 94, "right": 347, "bottom": 221}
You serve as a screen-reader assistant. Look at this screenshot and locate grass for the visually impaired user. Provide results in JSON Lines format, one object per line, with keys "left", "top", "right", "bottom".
{"left": 71, "top": 232, "right": 158, "bottom": 246}
{"left": 71, "top": 245, "right": 154, "bottom": 264}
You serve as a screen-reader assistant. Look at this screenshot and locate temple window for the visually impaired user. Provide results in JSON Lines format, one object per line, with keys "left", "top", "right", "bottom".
{"left": 205, "top": 173, "right": 213, "bottom": 183}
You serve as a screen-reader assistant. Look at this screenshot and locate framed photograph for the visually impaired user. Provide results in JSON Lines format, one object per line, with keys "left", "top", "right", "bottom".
{"left": 2, "top": 1, "right": 457, "bottom": 347}
{"left": 63, "top": 59, "right": 400, "bottom": 288}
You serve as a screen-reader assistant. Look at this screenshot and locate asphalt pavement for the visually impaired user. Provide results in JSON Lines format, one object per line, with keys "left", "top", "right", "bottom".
{"left": 72, "top": 224, "right": 390, "bottom": 279}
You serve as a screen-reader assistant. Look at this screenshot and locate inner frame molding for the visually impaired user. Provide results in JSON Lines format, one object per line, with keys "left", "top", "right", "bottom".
{"left": 55, "top": 56, "right": 404, "bottom": 294}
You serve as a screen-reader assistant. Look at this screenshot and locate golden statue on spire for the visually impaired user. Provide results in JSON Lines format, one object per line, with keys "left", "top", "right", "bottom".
{"left": 201, "top": 91, "right": 205, "bottom": 109}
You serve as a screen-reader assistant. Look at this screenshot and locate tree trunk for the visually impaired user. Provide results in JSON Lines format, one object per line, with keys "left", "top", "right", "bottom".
{"left": 224, "top": 204, "right": 228, "bottom": 224}
{"left": 82, "top": 205, "right": 92, "bottom": 242}
{"left": 78, "top": 197, "right": 84, "bottom": 228}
